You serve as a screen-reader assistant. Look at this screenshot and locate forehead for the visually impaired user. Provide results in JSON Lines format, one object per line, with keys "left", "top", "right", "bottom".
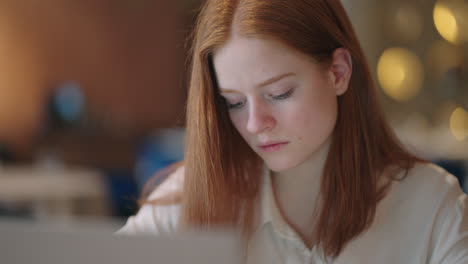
{"left": 212, "top": 35, "right": 316, "bottom": 91}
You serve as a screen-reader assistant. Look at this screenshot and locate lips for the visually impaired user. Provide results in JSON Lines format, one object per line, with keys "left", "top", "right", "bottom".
{"left": 258, "top": 141, "right": 289, "bottom": 152}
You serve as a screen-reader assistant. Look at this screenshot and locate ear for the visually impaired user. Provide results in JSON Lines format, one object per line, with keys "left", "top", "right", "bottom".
{"left": 328, "top": 48, "right": 352, "bottom": 96}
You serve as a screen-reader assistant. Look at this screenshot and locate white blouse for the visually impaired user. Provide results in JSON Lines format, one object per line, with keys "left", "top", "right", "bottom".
{"left": 118, "top": 163, "right": 468, "bottom": 263}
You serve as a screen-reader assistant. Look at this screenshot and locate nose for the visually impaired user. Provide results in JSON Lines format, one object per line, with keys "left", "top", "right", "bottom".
{"left": 246, "top": 101, "right": 276, "bottom": 135}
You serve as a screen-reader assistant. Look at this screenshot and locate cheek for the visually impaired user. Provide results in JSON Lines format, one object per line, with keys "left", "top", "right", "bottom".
{"left": 292, "top": 96, "right": 338, "bottom": 141}
{"left": 229, "top": 113, "right": 248, "bottom": 136}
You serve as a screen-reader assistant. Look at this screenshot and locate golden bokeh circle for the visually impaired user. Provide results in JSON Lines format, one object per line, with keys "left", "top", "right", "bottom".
{"left": 377, "top": 48, "right": 424, "bottom": 102}
{"left": 450, "top": 107, "right": 468, "bottom": 141}
{"left": 434, "top": 0, "right": 468, "bottom": 44}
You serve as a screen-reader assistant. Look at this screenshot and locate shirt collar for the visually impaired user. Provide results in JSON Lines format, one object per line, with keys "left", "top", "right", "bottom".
{"left": 256, "top": 166, "right": 333, "bottom": 261}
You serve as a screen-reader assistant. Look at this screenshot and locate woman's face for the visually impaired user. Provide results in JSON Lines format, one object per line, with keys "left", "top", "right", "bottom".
{"left": 213, "top": 35, "right": 350, "bottom": 172}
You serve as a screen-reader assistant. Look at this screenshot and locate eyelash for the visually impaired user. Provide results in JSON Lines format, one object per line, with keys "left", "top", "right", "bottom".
{"left": 270, "top": 88, "right": 294, "bottom": 100}
{"left": 226, "top": 101, "right": 245, "bottom": 110}
{"left": 225, "top": 88, "right": 294, "bottom": 110}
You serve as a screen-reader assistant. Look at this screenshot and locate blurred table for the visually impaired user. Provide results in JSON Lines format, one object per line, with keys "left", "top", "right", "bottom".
{"left": 0, "top": 166, "right": 109, "bottom": 219}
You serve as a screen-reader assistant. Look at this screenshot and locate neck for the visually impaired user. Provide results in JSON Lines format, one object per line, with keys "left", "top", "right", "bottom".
{"left": 270, "top": 138, "right": 331, "bottom": 246}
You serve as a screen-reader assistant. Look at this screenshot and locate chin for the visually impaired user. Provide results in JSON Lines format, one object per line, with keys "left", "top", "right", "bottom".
{"left": 264, "top": 158, "right": 301, "bottom": 173}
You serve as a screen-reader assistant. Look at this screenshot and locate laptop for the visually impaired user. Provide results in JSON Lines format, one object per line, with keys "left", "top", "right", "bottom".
{"left": 0, "top": 218, "right": 242, "bottom": 264}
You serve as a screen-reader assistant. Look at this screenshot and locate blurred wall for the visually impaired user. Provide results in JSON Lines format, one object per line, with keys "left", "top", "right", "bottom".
{"left": 0, "top": 0, "right": 185, "bottom": 153}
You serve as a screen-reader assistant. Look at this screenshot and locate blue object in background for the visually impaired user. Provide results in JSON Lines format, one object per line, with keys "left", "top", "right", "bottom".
{"left": 107, "top": 128, "right": 184, "bottom": 218}
{"left": 105, "top": 169, "right": 139, "bottom": 218}
{"left": 47, "top": 81, "right": 86, "bottom": 130}
{"left": 434, "top": 159, "right": 467, "bottom": 193}
{"left": 134, "top": 128, "right": 185, "bottom": 191}
{"left": 53, "top": 81, "right": 85, "bottom": 124}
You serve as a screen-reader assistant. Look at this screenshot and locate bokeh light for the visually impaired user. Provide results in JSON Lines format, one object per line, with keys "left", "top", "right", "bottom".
{"left": 450, "top": 107, "right": 468, "bottom": 141}
{"left": 433, "top": 0, "right": 468, "bottom": 44}
{"left": 377, "top": 47, "right": 424, "bottom": 102}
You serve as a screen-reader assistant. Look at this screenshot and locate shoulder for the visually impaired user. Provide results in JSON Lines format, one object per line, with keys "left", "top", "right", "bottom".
{"left": 381, "top": 162, "right": 466, "bottom": 226}
{"left": 391, "top": 162, "right": 464, "bottom": 204}
{"left": 116, "top": 166, "right": 185, "bottom": 236}
{"left": 389, "top": 162, "right": 468, "bottom": 262}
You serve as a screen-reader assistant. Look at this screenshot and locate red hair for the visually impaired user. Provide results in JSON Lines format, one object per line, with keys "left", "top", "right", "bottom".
{"left": 148, "top": 0, "right": 425, "bottom": 258}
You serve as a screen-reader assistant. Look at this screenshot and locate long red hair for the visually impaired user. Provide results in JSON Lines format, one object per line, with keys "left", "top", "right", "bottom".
{"left": 149, "top": 0, "right": 425, "bottom": 258}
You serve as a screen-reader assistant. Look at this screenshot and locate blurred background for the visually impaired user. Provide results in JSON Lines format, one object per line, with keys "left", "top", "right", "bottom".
{"left": 0, "top": 0, "right": 466, "bottom": 227}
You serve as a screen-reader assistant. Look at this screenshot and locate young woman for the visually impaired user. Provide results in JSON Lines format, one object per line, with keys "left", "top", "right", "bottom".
{"left": 119, "top": 0, "right": 468, "bottom": 263}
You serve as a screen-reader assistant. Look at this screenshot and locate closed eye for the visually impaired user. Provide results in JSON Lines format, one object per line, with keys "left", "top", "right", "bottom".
{"left": 225, "top": 99, "right": 246, "bottom": 110}
{"left": 270, "top": 88, "right": 294, "bottom": 100}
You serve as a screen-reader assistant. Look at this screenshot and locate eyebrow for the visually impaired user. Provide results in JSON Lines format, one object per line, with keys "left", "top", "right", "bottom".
{"left": 219, "top": 72, "right": 296, "bottom": 93}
